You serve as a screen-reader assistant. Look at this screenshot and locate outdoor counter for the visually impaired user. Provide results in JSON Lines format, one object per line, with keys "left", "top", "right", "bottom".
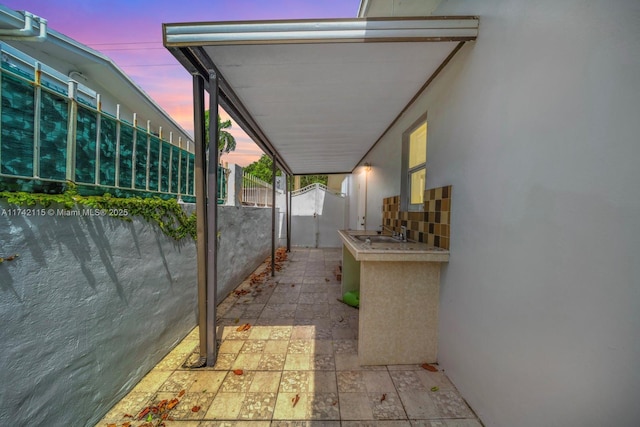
{"left": 338, "top": 229, "right": 449, "bottom": 365}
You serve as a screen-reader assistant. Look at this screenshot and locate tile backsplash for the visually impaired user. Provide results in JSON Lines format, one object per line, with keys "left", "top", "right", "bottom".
{"left": 382, "top": 185, "right": 452, "bottom": 249}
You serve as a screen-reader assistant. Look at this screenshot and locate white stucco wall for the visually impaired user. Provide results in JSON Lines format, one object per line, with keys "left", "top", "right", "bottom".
{"left": 359, "top": 0, "right": 640, "bottom": 426}
{"left": 290, "top": 186, "right": 346, "bottom": 247}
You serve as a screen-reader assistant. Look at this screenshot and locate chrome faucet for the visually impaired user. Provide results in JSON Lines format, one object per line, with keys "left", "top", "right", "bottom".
{"left": 381, "top": 225, "right": 394, "bottom": 235}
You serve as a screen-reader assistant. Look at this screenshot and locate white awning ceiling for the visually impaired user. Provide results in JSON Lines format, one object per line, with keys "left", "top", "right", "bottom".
{"left": 164, "top": 17, "right": 478, "bottom": 175}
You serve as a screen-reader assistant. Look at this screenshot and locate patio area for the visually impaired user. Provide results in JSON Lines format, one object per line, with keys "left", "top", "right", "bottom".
{"left": 98, "top": 248, "right": 482, "bottom": 426}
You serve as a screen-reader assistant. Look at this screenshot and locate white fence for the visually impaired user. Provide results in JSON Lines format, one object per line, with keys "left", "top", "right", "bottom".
{"left": 241, "top": 172, "right": 274, "bottom": 207}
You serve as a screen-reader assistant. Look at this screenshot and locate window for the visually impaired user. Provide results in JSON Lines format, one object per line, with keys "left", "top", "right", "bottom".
{"left": 401, "top": 119, "right": 427, "bottom": 211}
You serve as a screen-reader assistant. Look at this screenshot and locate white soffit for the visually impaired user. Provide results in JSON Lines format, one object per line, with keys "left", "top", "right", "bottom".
{"left": 164, "top": 17, "right": 478, "bottom": 174}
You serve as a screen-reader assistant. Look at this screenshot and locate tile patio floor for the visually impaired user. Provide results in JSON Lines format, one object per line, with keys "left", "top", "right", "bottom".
{"left": 98, "top": 248, "right": 482, "bottom": 427}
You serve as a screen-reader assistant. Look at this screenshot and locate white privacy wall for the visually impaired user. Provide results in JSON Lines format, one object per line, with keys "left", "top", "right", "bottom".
{"left": 359, "top": 0, "right": 640, "bottom": 425}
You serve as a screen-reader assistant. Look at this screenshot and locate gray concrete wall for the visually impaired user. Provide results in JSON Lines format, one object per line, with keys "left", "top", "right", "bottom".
{"left": 358, "top": 0, "right": 640, "bottom": 425}
{"left": 0, "top": 201, "right": 272, "bottom": 426}
{"left": 217, "top": 205, "right": 273, "bottom": 299}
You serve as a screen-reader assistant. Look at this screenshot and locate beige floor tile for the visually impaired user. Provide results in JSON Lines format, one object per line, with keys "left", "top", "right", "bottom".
{"left": 237, "top": 392, "right": 277, "bottom": 420}
{"left": 311, "top": 339, "right": 333, "bottom": 354}
{"left": 202, "top": 422, "right": 270, "bottom": 427}
{"left": 431, "top": 390, "right": 475, "bottom": 418}
{"left": 212, "top": 353, "right": 237, "bottom": 370}
{"left": 291, "top": 325, "right": 316, "bottom": 339}
{"left": 284, "top": 353, "right": 311, "bottom": 370}
{"left": 309, "top": 371, "right": 338, "bottom": 393}
{"left": 188, "top": 371, "right": 228, "bottom": 393}
{"left": 272, "top": 392, "right": 310, "bottom": 420}
{"left": 249, "top": 371, "right": 282, "bottom": 392}
{"left": 335, "top": 353, "right": 363, "bottom": 371}
{"left": 416, "top": 370, "right": 455, "bottom": 391}
{"left": 257, "top": 353, "right": 286, "bottom": 370}
{"left": 159, "top": 371, "right": 200, "bottom": 392}
{"left": 339, "top": 392, "right": 375, "bottom": 420}
{"left": 172, "top": 339, "right": 200, "bottom": 355}
{"left": 410, "top": 421, "right": 483, "bottom": 427}
{"left": 130, "top": 370, "right": 173, "bottom": 394}
{"left": 363, "top": 371, "right": 396, "bottom": 392}
{"left": 288, "top": 339, "right": 314, "bottom": 354}
{"left": 343, "top": 422, "right": 411, "bottom": 427}
{"left": 99, "top": 391, "right": 153, "bottom": 422}
{"left": 161, "top": 422, "right": 202, "bottom": 426}
{"left": 220, "top": 371, "right": 255, "bottom": 393}
{"left": 219, "top": 340, "right": 245, "bottom": 354}
{"left": 312, "top": 353, "right": 336, "bottom": 371}
{"left": 280, "top": 370, "right": 310, "bottom": 392}
{"left": 308, "top": 392, "right": 340, "bottom": 420}
{"left": 264, "top": 340, "right": 289, "bottom": 354}
{"left": 240, "top": 340, "right": 267, "bottom": 354}
{"left": 369, "top": 391, "right": 406, "bottom": 420}
{"left": 204, "top": 392, "right": 245, "bottom": 419}
{"left": 248, "top": 326, "right": 272, "bottom": 340}
{"left": 168, "top": 392, "right": 215, "bottom": 420}
{"left": 398, "top": 390, "right": 439, "bottom": 419}
{"left": 268, "top": 326, "right": 293, "bottom": 340}
{"left": 156, "top": 350, "right": 191, "bottom": 370}
{"left": 232, "top": 354, "right": 262, "bottom": 370}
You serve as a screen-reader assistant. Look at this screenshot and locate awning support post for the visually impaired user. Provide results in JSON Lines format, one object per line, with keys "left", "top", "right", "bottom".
{"left": 206, "top": 70, "right": 220, "bottom": 366}
{"left": 192, "top": 74, "right": 208, "bottom": 367}
{"left": 271, "top": 155, "right": 277, "bottom": 276}
{"left": 286, "top": 174, "right": 291, "bottom": 252}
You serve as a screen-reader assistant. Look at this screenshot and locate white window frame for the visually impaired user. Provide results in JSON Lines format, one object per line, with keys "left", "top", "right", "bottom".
{"left": 401, "top": 115, "right": 427, "bottom": 211}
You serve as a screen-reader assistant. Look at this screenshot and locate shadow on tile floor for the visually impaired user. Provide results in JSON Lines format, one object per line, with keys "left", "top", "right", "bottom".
{"left": 97, "top": 248, "right": 482, "bottom": 427}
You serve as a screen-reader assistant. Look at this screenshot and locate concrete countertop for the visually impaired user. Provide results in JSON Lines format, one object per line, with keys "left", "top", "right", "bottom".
{"left": 338, "top": 230, "right": 450, "bottom": 262}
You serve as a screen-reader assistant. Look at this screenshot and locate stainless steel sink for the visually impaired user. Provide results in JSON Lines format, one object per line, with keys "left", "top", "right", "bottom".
{"left": 354, "top": 235, "right": 401, "bottom": 243}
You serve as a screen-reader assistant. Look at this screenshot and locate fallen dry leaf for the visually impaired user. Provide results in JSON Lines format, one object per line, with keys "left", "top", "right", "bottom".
{"left": 292, "top": 393, "right": 300, "bottom": 407}
{"left": 157, "top": 399, "right": 168, "bottom": 411}
{"left": 137, "top": 407, "right": 151, "bottom": 420}
{"left": 233, "top": 369, "right": 244, "bottom": 375}
{"left": 107, "top": 424, "right": 116, "bottom": 427}
{"left": 421, "top": 363, "right": 438, "bottom": 372}
{"left": 191, "top": 405, "right": 201, "bottom": 412}
{"left": 167, "top": 398, "right": 179, "bottom": 410}
{"left": 236, "top": 323, "right": 251, "bottom": 332}
{"left": 380, "top": 393, "right": 387, "bottom": 403}
{"left": 122, "top": 423, "right": 131, "bottom": 427}
{"left": 178, "top": 389, "right": 186, "bottom": 397}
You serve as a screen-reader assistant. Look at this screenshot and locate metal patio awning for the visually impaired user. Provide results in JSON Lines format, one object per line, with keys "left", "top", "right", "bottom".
{"left": 163, "top": 16, "right": 478, "bottom": 175}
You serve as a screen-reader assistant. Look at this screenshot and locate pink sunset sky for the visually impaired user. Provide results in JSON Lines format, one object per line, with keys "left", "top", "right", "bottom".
{"left": 1, "top": 0, "right": 361, "bottom": 166}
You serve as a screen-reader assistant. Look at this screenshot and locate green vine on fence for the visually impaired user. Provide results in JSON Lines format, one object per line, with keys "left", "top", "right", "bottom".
{"left": 0, "top": 183, "right": 196, "bottom": 241}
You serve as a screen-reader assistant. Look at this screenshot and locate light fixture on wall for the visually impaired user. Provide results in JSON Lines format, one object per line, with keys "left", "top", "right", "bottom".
{"left": 364, "top": 162, "right": 372, "bottom": 172}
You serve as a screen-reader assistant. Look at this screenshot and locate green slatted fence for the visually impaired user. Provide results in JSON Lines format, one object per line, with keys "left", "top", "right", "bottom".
{"left": 0, "top": 43, "right": 201, "bottom": 202}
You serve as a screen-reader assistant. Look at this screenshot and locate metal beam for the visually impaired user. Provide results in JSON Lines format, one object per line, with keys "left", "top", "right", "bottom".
{"left": 206, "top": 70, "right": 219, "bottom": 367}
{"left": 163, "top": 17, "right": 479, "bottom": 47}
{"left": 192, "top": 74, "right": 207, "bottom": 368}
